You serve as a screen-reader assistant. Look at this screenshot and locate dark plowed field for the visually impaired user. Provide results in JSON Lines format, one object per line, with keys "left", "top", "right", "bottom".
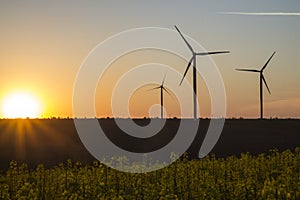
{"left": 0, "top": 119, "right": 299, "bottom": 169}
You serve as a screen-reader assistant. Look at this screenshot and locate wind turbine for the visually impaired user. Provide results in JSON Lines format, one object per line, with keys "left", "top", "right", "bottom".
{"left": 236, "top": 51, "right": 276, "bottom": 119}
{"left": 174, "top": 25, "right": 230, "bottom": 120}
{"left": 148, "top": 74, "right": 172, "bottom": 119}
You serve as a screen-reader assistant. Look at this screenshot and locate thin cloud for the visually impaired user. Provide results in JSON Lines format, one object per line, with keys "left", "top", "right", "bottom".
{"left": 219, "top": 12, "right": 300, "bottom": 16}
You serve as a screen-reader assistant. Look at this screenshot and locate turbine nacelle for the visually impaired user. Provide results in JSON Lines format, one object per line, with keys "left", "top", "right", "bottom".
{"left": 148, "top": 74, "right": 172, "bottom": 119}
{"left": 236, "top": 52, "right": 276, "bottom": 119}
{"left": 149, "top": 73, "right": 171, "bottom": 94}
{"left": 236, "top": 51, "right": 276, "bottom": 95}
{"left": 175, "top": 25, "right": 230, "bottom": 88}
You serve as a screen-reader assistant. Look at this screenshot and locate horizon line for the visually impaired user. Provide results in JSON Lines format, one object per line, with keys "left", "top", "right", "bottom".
{"left": 0, "top": 117, "right": 299, "bottom": 120}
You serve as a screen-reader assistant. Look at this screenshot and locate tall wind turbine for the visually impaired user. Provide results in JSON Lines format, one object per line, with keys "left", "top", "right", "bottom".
{"left": 149, "top": 74, "right": 172, "bottom": 119}
{"left": 174, "top": 25, "right": 230, "bottom": 120}
{"left": 236, "top": 51, "right": 276, "bottom": 119}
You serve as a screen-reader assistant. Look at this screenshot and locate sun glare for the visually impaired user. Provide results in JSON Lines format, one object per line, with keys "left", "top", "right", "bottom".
{"left": 1, "top": 92, "right": 41, "bottom": 119}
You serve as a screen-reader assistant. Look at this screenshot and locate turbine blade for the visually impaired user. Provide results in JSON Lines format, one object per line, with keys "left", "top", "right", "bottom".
{"left": 162, "top": 73, "right": 167, "bottom": 86}
{"left": 236, "top": 69, "right": 260, "bottom": 72}
{"left": 162, "top": 87, "right": 172, "bottom": 97}
{"left": 196, "top": 51, "right": 230, "bottom": 55}
{"left": 174, "top": 25, "right": 194, "bottom": 52}
{"left": 147, "top": 86, "right": 160, "bottom": 91}
{"left": 262, "top": 74, "right": 271, "bottom": 94}
{"left": 261, "top": 51, "right": 276, "bottom": 71}
{"left": 179, "top": 57, "right": 193, "bottom": 86}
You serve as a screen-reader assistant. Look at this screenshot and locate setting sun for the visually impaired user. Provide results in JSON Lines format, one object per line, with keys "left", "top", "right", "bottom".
{"left": 1, "top": 92, "right": 42, "bottom": 119}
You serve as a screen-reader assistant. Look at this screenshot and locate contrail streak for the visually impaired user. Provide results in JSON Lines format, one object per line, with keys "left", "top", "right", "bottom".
{"left": 219, "top": 12, "right": 300, "bottom": 16}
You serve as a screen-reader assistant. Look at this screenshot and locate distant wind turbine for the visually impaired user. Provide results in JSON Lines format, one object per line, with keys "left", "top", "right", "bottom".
{"left": 174, "top": 25, "right": 230, "bottom": 119}
{"left": 236, "top": 51, "right": 276, "bottom": 119}
{"left": 148, "top": 74, "right": 172, "bottom": 119}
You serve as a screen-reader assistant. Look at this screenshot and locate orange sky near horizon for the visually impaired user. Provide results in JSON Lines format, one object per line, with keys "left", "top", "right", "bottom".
{"left": 0, "top": 1, "right": 299, "bottom": 119}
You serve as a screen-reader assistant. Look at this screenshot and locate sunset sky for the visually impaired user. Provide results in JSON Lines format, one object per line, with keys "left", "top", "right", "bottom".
{"left": 0, "top": 0, "right": 299, "bottom": 118}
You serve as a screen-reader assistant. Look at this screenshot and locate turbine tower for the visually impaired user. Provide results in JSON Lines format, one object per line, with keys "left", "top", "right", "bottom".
{"left": 174, "top": 25, "right": 230, "bottom": 120}
{"left": 149, "top": 74, "right": 171, "bottom": 119}
{"left": 236, "top": 51, "right": 276, "bottom": 119}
